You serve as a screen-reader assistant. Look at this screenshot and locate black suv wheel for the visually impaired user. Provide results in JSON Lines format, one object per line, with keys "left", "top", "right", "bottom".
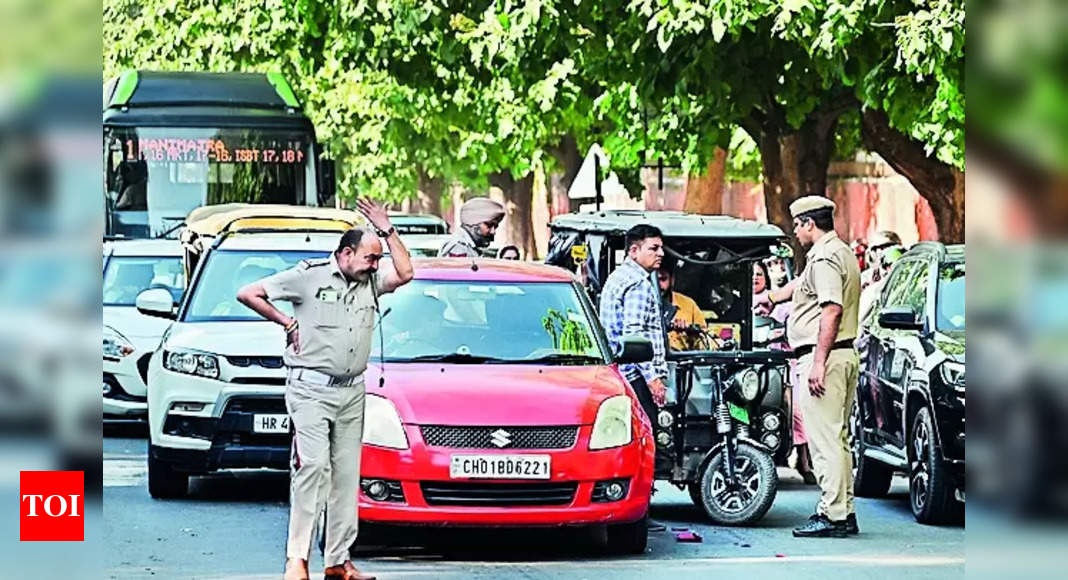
{"left": 909, "top": 406, "right": 962, "bottom": 524}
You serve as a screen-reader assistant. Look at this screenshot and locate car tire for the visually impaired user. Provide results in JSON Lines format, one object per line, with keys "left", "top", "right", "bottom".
{"left": 605, "top": 514, "right": 648, "bottom": 555}
{"left": 148, "top": 450, "right": 189, "bottom": 499}
{"left": 910, "top": 406, "right": 963, "bottom": 525}
{"left": 851, "top": 397, "right": 894, "bottom": 498}
{"left": 697, "top": 442, "right": 777, "bottom": 526}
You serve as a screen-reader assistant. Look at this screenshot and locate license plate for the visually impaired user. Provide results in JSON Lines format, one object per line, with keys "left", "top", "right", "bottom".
{"left": 449, "top": 455, "right": 551, "bottom": 480}
{"left": 727, "top": 402, "right": 750, "bottom": 425}
{"left": 253, "top": 414, "right": 290, "bottom": 434}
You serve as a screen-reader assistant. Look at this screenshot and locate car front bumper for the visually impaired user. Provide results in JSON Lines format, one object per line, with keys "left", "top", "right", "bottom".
{"left": 357, "top": 425, "right": 655, "bottom": 527}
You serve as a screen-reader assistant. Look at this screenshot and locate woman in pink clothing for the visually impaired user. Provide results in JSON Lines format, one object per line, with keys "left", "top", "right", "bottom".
{"left": 754, "top": 262, "right": 816, "bottom": 485}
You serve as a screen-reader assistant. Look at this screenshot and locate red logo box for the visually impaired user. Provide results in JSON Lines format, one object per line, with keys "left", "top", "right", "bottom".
{"left": 20, "top": 471, "right": 84, "bottom": 541}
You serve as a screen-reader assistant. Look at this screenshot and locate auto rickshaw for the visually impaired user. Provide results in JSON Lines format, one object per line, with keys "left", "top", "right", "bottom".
{"left": 547, "top": 210, "right": 794, "bottom": 525}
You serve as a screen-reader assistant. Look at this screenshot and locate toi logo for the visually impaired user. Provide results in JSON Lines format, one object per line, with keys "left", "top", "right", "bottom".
{"left": 20, "top": 471, "right": 84, "bottom": 541}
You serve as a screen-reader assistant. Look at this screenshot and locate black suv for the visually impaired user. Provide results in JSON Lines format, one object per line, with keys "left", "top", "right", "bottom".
{"left": 852, "top": 242, "right": 965, "bottom": 524}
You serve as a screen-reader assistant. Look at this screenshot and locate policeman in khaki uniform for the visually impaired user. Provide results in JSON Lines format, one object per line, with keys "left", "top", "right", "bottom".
{"left": 756, "top": 195, "right": 861, "bottom": 538}
{"left": 238, "top": 199, "right": 413, "bottom": 580}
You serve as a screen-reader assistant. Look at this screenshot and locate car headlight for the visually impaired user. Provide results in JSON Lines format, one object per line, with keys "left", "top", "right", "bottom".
{"left": 103, "top": 327, "right": 135, "bottom": 359}
{"left": 589, "top": 395, "right": 633, "bottom": 450}
{"left": 940, "top": 361, "right": 965, "bottom": 388}
{"left": 163, "top": 349, "right": 220, "bottom": 379}
{"left": 364, "top": 394, "right": 409, "bottom": 449}
{"left": 730, "top": 368, "right": 761, "bottom": 402}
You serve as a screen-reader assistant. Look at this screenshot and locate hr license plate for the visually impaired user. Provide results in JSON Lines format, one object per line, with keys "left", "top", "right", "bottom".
{"left": 253, "top": 414, "right": 290, "bottom": 434}
{"left": 449, "top": 455, "right": 551, "bottom": 480}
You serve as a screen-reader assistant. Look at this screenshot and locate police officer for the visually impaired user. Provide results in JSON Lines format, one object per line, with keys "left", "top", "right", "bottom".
{"left": 438, "top": 197, "right": 505, "bottom": 257}
{"left": 756, "top": 195, "right": 861, "bottom": 538}
{"left": 237, "top": 199, "right": 413, "bottom": 580}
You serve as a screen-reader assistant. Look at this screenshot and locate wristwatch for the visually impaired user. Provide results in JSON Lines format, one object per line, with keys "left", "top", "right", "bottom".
{"left": 375, "top": 226, "right": 396, "bottom": 238}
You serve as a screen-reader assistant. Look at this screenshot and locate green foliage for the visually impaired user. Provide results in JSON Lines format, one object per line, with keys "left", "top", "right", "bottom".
{"left": 104, "top": 0, "right": 964, "bottom": 204}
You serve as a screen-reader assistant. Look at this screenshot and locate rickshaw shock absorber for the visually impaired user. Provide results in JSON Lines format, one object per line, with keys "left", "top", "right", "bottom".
{"left": 715, "top": 402, "right": 732, "bottom": 434}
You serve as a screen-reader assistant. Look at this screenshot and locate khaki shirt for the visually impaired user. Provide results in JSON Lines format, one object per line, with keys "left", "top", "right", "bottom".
{"left": 787, "top": 231, "right": 861, "bottom": 349}
{"left": 438, "top": 228, "right": 480, "bottom": 257}
{"left": 261, "top": 254, "right": 387, "bottom": 378}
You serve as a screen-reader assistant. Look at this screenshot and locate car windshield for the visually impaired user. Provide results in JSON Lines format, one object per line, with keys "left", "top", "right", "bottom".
{"left": 371, "top": 280, "right": 606, "bottom": 364}
{"left": 103, "top": 256, "right": 184, "bottom": 306}
{"left": 183, "top": 249, "right": 327, "bottom": 322}
{"left": 936, "top": 262, "right": 965, "bottom": 332}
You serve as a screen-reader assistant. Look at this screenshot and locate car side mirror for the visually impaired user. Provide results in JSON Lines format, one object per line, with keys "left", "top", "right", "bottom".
{"left": 878, "top": 306, "right": 923, "bottom": 331}
{"left": 615, "top": 335, "right": 654, "bottom": 364}
{"left": 136, "top": 288, "right": 177, "bottom": 320}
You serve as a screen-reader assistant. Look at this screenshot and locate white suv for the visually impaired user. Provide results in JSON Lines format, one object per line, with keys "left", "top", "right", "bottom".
{"left": 103, "top": 239, "right": 184, "bottom": 420}
{"left": 138, "top": 230, "right": 338, "bottom": 497}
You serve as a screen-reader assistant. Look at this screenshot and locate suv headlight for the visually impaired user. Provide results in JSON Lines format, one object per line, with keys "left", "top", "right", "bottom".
{"left": 940, "top": 361, "right": 965, "bottom": 388}
{"left": 364, "top": 394, "right": 408, "bottom": 449}
{"left": 103, "top": 327, "right": 135, "bottom": 359}
{"left": 589, "top": 395, "right": 633, "bottom": 450}
{"left": 163, "top": 349, "right": 220, "bottom": 379}
{"left": 730, "top": 368, "right": 761, "bottom": 402}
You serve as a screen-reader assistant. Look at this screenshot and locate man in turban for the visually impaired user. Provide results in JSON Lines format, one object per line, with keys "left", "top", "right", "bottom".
{"left": 438, "top": 197, "right": 506, "bottom": 257}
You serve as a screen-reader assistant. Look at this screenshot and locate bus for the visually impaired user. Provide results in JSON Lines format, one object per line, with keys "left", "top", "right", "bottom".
{"left": 102, "top": 71, "right": 336, "bottom": 238}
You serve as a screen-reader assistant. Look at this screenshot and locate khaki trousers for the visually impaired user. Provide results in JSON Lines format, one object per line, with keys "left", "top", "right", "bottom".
{"left": 797, "top": 348, "right": 859, "bottom": 521}
{"left": 284, "top": 374, "right": 365, "bottom": 567}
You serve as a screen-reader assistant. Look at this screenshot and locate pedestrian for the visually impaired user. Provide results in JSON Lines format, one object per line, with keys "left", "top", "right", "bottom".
{"left": 236, "top": 199, "right": 414, "bottom": 580}
{"left": 599, "top": 224, "right": 668, "bottom": 424}
{"left": 861, "top": 230, "right": 902, "bottom": 288}
{"left": 497, "top": 245, "right": 521, "bottom": 260}
{"left": 754, "top": 261, "right": 816, "bottom": 485}
{"left": 755, "top": 195, "right": 861, "bottom": 538}
{"left": 438, "top": 197, "right": 506, "bottom": 257}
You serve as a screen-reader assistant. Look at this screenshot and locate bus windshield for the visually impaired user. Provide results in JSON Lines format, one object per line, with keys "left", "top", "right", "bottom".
{"left": 104, "top": 126, "right": 315, "bottom": 238}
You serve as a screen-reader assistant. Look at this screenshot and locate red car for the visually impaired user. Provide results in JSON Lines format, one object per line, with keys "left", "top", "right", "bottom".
{"left": 357, "top": 259, "right": 656, "bottom": 553}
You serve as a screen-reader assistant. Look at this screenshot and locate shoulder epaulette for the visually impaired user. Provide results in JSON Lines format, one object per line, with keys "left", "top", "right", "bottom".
{"left": 300, "top": 258, "right": 331, "bottom": 269}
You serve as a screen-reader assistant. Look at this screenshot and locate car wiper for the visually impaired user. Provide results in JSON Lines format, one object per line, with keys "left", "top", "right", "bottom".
{"left": 517, "top": 353, "right": 604, "bottom": 365}
{"left": 395, "top": 353, "right": 510, "bottom": 364}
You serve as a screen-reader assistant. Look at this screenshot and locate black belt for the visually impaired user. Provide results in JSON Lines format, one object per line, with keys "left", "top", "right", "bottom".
{"left": 794, "top": 340, "right": 854, "bottom": 358}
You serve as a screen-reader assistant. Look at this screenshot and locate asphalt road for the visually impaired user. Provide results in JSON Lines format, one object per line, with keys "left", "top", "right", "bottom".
{"left": 103, "top": 425, "right": 963, "bottom": 579}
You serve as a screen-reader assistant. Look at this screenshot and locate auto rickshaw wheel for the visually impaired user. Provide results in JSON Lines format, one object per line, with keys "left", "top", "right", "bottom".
{"left": 696, "top": 441, "right": 778, "bottom": 526}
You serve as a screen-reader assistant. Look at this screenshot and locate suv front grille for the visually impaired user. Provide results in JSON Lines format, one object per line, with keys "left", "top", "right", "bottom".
{"left": 420, "top": 425, "right": 578, "bottom": 450}
{"left": 420, "top": 482, "right": 577, "bottom": 507}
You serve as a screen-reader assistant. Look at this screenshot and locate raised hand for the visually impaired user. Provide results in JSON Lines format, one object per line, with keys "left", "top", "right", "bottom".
{"left": 354, "top": 198, "right": 392, "bottom": 233}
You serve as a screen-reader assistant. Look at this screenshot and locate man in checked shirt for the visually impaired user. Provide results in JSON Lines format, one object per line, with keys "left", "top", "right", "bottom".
{"left": 599, "top": 224, "right": 669, "bottom": 425}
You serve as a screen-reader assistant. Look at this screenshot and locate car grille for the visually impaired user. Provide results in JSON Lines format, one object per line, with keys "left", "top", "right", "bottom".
{"left": 420, "top": 482, "right": 577, "bottom": 507}
{"left": 419, "top": 426, "right": 578, "bottom": 450}
{"left": 224, "top": 397, "right": 287, "bottom": 414}
{"left": 226, "top": 356, "right": 285, "bottom": 369}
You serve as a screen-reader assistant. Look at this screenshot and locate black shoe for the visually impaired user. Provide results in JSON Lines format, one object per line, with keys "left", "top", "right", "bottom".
{"left": 792, "top": 514, "right": 847, "bottom": 538}
{"left": 845, "top": 513, "right": 859, "bottom": 535}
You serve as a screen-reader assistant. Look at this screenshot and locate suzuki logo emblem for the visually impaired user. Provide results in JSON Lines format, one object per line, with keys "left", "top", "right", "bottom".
{"left": 490, "top": 429, "right": 512, "bottom": 448}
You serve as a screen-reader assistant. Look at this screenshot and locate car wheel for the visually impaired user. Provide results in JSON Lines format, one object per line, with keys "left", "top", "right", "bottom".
{"left": 697, "top": 441, "right": 777, "bottom": 526}
{"left": 148, "top": 449, "right": 189, "bottom": 499}
{"left": 910, "top": 407, "right": 962, "bottom": 525}
{"left": 605, "top": 514, "right": 648, "bottom": 555}
{"left": 851, "top": 396, "right": 893, "bottom": 497}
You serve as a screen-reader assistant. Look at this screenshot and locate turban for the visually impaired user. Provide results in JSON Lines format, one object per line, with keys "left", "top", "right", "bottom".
{"left": 460, "top": 198, "right": 506, "bottom": 226}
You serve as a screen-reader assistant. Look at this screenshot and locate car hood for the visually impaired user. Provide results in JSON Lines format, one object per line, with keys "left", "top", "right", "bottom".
{"left": 934, "top": 331, "right": 965, "bottom": 364}
{"left": 365, "top": 363, "right": 629, "bottom": 426}
{"left": 163, "top": 321, "right": 285, "bottom": 357}
{"left": 104, "top": 306, "right": 173, "bottom": 348}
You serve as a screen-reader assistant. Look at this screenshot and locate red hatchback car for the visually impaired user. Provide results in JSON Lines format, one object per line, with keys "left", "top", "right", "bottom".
{"left": 356, "top": 258, "right": 656, "bottom": 553}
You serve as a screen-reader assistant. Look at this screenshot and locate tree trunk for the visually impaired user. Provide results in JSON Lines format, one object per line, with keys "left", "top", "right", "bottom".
{"left": 490, "top": 172, "right": 537, "bottom": 258}
{"left": 748, "top": 107, "right": 841, "bottom": 244}
{"left": 683, "top": 147, "right": 727, "bottom": 214}
{"left": 861, "top": 108, "right": 964, "bottom": 243}
{"left": 549, "top": 135, "right": 584, "bottom": 214}
{"left": 413, "top": 170, "right": 444, "bottom": 217}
